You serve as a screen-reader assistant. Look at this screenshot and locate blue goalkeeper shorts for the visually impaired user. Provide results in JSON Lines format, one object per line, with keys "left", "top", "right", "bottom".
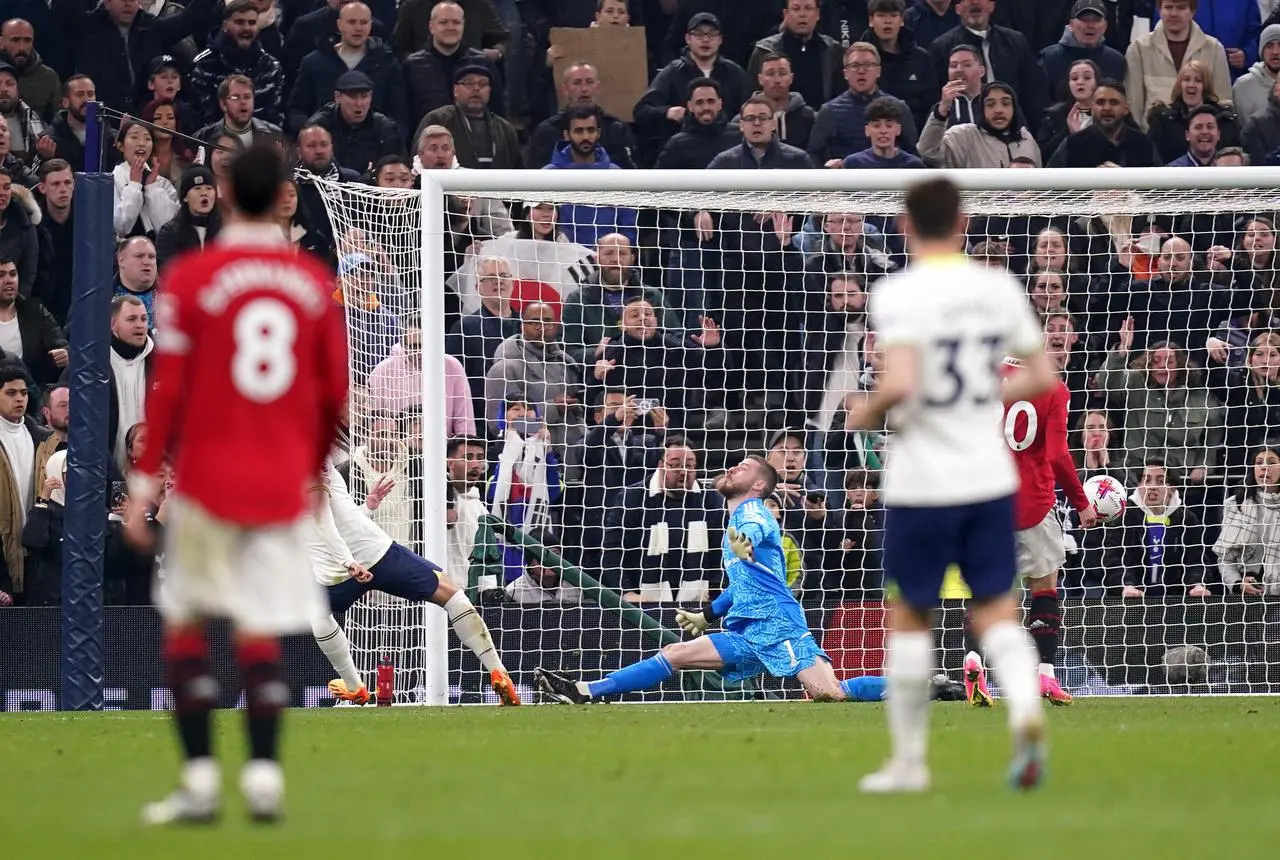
{"left": 708, "top": 626, "right": 828, "bottom": 684}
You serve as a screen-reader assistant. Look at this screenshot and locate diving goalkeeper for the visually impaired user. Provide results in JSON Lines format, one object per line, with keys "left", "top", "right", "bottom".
{"left": 538, "top": 455, "right": 958, "bottom": 703}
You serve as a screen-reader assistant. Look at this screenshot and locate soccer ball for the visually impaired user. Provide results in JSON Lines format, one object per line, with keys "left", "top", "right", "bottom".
{"left": 1083, "top": 475, "right": 1127, "bottom": 522}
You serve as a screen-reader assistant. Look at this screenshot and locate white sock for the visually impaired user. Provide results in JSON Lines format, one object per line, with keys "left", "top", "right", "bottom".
{"left": 1038, "top": 662, "right": 1055, "bottom": 679}
{"left": 885, "top": 631, "right": 933, "bottom": 767}
{"left": 443, "top": 591, "right": 503, "bottom": 672}
{"left": 310, "top": 614, "right": 363, "bottom": 692}
{"left": 982, "top": 620, "right": 1044, "bottom": 731}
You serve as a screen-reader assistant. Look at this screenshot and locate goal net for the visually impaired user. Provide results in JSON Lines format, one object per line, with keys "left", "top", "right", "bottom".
{"left": 315, "top": 168, "right": 1280, "bottom": 703}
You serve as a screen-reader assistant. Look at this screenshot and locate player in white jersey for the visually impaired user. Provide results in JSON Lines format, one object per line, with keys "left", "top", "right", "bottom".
{"left": 847, "top": 177, "right": 1058, "bottom": 793}
{"left": 307, "top": 457, "right": 521, "bottom": 706}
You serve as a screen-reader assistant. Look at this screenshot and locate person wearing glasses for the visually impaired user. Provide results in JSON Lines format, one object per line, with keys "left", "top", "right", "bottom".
{"left": 807, "top": 41, "right": 918, "bottom": 165}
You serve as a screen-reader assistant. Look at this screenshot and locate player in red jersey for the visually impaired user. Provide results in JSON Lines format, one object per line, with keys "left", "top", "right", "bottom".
{"left": 124, "top": 145, "right": 349, "bottom": 826}
{"left": 965, "top": 312, "right": 1097, "bottom": 707}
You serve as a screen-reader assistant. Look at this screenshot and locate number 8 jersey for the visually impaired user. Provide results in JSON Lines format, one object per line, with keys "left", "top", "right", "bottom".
{"left": 134, "top": 227, "right": 351, "bottom": 525}
{"left": 869, "top": 254, "right": 1043, "bottom": 507}
{"left": 1001, "top": 360, "right": 1091, "bottom": 530}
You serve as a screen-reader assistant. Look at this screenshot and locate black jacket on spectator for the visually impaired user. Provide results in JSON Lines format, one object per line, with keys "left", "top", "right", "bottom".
{"left": 34, "top": 202, "right": 72, "bottom": 326}
{"left": 402, "top": 45, "right": 502, "bottom": 139}
{"left": 445, "top": 305, "right": 521, "bottom": 416}
{"left": 8, "top": 294, "right": 68, "bottom": 386}
{"left": 1110, "top": 275, "right": 1223, "bottom": 357}
{"left": 1038, "top": 33, "right": 1128, "bottom": 102}
{"left": 808, "top": 88, "right": 919, "bottom": 163}
{"left": 1047, "top": 123, "right": 1164, "bottom": 167}
{"left": 51, "top": 0, "right": 215, "bottom": 113}
{"left": 1036, "top": 100, "right": 1088, "bottom": 157}
{"left": 42, "top": 112, "right": 111, "bottom": 175}
{"left": 393, "top": 0, "right": 509, "bottom": 58}
{"left": 193, "top": 117, "right": 285, "bottom": 155}
{"left": 155, "top": 207, "right": 222, "bottom": 269}
{"left": 418, "top": 105, "right": 521, "bottom": 169}
{"left": 653, "top": 113, "right": 741, "bottom": 170}
{"left": 525, "top": 108, "right": 637, "bottom": 169}
{"left": 730, "top": 92, "right": 818, "bottom": 151}
{"left": 1104, "top": 497, "right": 1205, "bottom": 592}
{"left": 605, "top": 479, "right": 726, "bottom": 592}
{"left": 904, "top": 0, "right": 960, "bottom": 50}
{"left": 634, "top": 51, "right": 752, "bottom": 159}
{"left": 0, "top": 186, "right": 40, "bottom": 298}
{"left": 308, "top": 103, "right": 405, "bottom": 174}
{"left": 994, "top": 0, "right": 1078, "bottom": 54}
{"left": 577, "top": 416, "right": 664, "bottom": 519}
{"left": 295, "top": 163, "right": 362, "bottom": 269}
{"left": 748, "top": 31, "right": 844, "bottom": 111}
{"left": 21, "top": 498, "right": 63, "bottom": 607}
{"left": 1242, "top": 87, "right": 1280, "bottom": 164}
{"left": 282, "top": 3, "right": 391, "bottom": 89}
{"left": 289, "top": 37, "right": 408, "bottom": 137}
{"left": 663, "top": 0, "right": 780, "bottom": 68}
{"left": 707, "top": 137, "right": 816, "bottom": 169}
{"left": 861, "top": 27, "right": 938, "bottom": 132}
{"left": 1146, "top": 98, "right": 1241, "bottom": 164}
{"left": 188, "top": 32, "right": 287, "bottom": 128}
{"left": 928, "top": 23, "right": 1048, "bottom": 128}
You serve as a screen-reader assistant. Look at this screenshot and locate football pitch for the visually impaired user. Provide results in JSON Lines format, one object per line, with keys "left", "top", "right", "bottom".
{"left": 5, "top": 697, "right": 1275, "bottom": 858}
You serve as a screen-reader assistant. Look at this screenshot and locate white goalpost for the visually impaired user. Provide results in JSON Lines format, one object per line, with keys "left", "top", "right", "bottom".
{"left": 316, "top": 167, "right": 1280, "bottom": 704}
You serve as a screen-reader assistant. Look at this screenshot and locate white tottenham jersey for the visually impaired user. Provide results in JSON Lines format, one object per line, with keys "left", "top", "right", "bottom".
{"left": 870, "top": 254, "right": 1042, "bottom": 506}
{"left": 307, "top": 459, "right": 395, "bottom": 585}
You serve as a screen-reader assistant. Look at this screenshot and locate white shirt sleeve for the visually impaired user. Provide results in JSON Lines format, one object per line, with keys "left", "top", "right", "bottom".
{"left": 313, "top": 492, "right": 357, "bottom": 569}
{"left": 870, "top": 277, "right": 919, "bottom": 348}
{"left": 1005, "top": 276, "right": 1044, "bottom": 357}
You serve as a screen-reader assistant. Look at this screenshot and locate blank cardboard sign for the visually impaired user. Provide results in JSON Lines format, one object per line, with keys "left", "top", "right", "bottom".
{"left": 550, "top": 27, "right": 648, "bottom": 122}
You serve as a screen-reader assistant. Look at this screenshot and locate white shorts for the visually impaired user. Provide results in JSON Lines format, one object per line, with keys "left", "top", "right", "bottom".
{"left": 156, "top": 495, "right": 326, "bottom": 635}
{"left": 1015, "top": 511, "right": 1066, "bottom": 580}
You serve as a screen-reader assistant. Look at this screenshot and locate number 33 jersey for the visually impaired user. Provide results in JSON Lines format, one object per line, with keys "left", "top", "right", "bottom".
{"left": 135, "top": 228, "right": 350, "bottom": 525}
{"left": 869, "top": 254, "right": 1042, "bottom": 507}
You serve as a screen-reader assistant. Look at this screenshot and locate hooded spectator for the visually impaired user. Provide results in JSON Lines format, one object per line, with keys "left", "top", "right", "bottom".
{"left": 1038, "top": 0, "right": 1128, "bottom": 100}
{"left": 918, "top": 81, "right": 1040, "bottom": 168}
{"left": 1233, "top": 23, "right": 1280, "bottom": 119}
{"left": 734, "top": 52, "right": 817, "bottom": 150}
{"left": 542, "top": 106, "right": 638, "bottom": 248}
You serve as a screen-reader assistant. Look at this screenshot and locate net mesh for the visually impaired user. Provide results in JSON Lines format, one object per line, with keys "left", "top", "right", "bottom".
{"left": 314, "top": 175, "right": 1280, "bottom": 702}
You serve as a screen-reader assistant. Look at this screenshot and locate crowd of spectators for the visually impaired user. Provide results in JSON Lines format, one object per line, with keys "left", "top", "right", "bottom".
{"left": 5, "top": 0, "right": 1280, "bottom": 611}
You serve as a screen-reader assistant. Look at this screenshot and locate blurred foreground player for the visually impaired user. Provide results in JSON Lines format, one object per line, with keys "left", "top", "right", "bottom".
{"left": 847, "top": 177, "right": 1055, "bottom": 793}
{"left": 307, "top": 457, "right": 520, "bottom": 706}
{"left": 124, "top": 145, "right": 349, "bottom": 824}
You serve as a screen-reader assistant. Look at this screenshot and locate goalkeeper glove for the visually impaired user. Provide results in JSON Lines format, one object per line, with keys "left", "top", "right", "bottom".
{"left": 726, "top": 526, "right": 753, "bottom": 561}
{"left": 675, "top": 602, "right": 720, "bottom": 638}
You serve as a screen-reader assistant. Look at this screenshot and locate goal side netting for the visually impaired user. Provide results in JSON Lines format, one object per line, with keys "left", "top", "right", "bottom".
{"left": 315, "top": 168, "right": 1280, "bottom": 703}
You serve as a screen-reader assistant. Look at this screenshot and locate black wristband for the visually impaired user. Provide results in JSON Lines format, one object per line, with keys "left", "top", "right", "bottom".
{"left": 701, "top": 602, "right": 719, "bottom": 624}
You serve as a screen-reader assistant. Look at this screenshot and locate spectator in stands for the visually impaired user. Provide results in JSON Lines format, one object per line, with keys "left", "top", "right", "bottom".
{"left": 402, "top": 1, "right": 502, "bottom": 138}
{"left": 111, "top": 122, "right": 179, "bottom": 241}
{"left": 934, "top": 43, "right": 987, "bottom": 127}
{"left": 336, "top": 250, "right": 402, "bottom": 383}
{"left": 343, "top": 420, "right": 414, "bottom": 545}
{"left": 1234, "top": 23, "right": 1280, "bottom": 120}
{"left": 1048, "top": 80, "right": 1164, "bottom": 166}
{"left": 561, "top": 233, "right": 679, "bottom": 366}
{"left": 661, "top": 1, "right": 779, "bottom": 70}
{"left": 33, "top": 159, "right": 72, "bottom": 325}
{"left": 0, "top": 255, "right": 63, "bottom": 385}
{"left": 904, "top": 0, "right": 959, "bottom": 49}
{"left": 1243, "top": 74, "right": 1280, "bottom": 161}
{"left": 107, "top": 295, "right": 152, "bottom": 471}
{"left": 0, "top": 62, "right": 40, "bottom": 165}
{"left": 741, "top": 52, "right": 817, "bottom": 151}
{"left": 636, "top": 13, "right": 751, "bottom": 163}
{"left": 1115, "top": 235, "right": 1222, "bottom": 354}
{"left": 0, "top": 169, "right": 35, "bottom": 296}
{"left": 0, "top": 19, "right": 58, "bottom": 121}
{"left": 505, "top": 539, "right": 584, "bottom": 605}
{"left": 154, "top": 165, "right": 220, "bottom": 267}
{"left": 541, "top": 107, "right": 637, "bottom": 249}
{"left": 295, "top": 124, "right": 360, "bottom": 265}
{"left": 485, "top": 300, "right": 584, "bottom": 449}
{"left": 1154, "top": 0, "right": 1262, "bottom": 79}
{"left": 1147, "top": 60, "right": 1242, "bottom": 161}
{"left": 1039, "top": 1, "right": 1127, "bottom": 101}
{"left": 291, "top": 1, "right": 407, "bottom": 136}
{"left": 370, "top": 153, "right": 414, "bottom": 187}
{"left": 21, "top": 440, "right": 67, "bottom": 606}
{"left": 928, "top": 0, "right": 1047, "bottom": 125}
{"left": 830, "top": 467, "right": 884, "bottom": 594}
{"left": 863, "top": 0, "right": 937, "bottom": 132}
{"left": 748, "top": 0, "right": 842, "bottom": 110}
{"left": 1214, "top": 446, "right": 1280, "bottom": 596}
{"left": 800, "top": 273, "right": 869, "bottom": 430}
{"left": 140, "top": 99, "right": 194, "bottom": 187}
{"left": 206, "top": 133, "right": 240, "bottom": 201}
{"left": 369, "top": 323, "right": 476, "bottom": 435}
{"left": 607, "top": 436, "right": 724, "bottom": 600}
{"left": 1126, "top": 0, "right": 1233, "bottom": 124}
{"left": 1037, "top": 58, "right": 1101, "bottom": 156}
{"left": 1208, "top": 330, "right": 1280, "bottom": 478}
{"left": 444, "top": 433, "right": 488, "bottom": 587}
{"left": 194, "top": 75, "right": 285, "bottom": 154}
{"left": 1074, "top": 408, "right": 1120, "bottom": 479}
{"left": 0, "top": 121, "right": 30, "bottom": 186}
{"left": 37, "top": 75, "right": 98, "bottom": 173}
{"left": 188, "top": 0, "right": 285, "bottom": 128}
{"left": 283, "top": 0, "right": 387, "bottom": 78}
{"left": 1097, "top": 318, "right": 1225, "bottom": 487}
{"left": 144, "top": 55, "right": 188, "bottom": 124}
{"left": 1163, "top": 103, "right": 1225, "bottom": 164}
{"left": 809, "top": 41, "right": 919, "bottom": 165}
{"left": 1027, "top": 269, "right": 1069, "bottom": 316}
{"left": 394, "top": 0, "right": 508, "bottom": 60}
{"left": 1109, "top": 459, "right": 1211, "bottom": 598}
{"left": 112, "top": 236, "right": 158, "bottom": 325}
{"left": 653, "top": 77, "right": 741, "bottom": 169}
{"left": 576, "top": 387, "right": 665, "bottom": 546}
{"left": 419, "top": 64, "right": 520, "bottom": 168}
{"left": 52, "top": 0, "right": 212, "bottom": 114}
{"left": 308, "top": 71, "right": 405, "bottom": 174}
{"left": 488, "top": 393, "right": 562, "bottom": 580}
{"left": 0, "top": 363, "right": 47, "bottom": 601}
{"left": 446, "top": 254, "right": 520, "bottom": 413}
{"left": 918, "top": 79, "right": 1040, "bottom": 167}
{"left": 710, "top": 95, "right": 815, "bottom": 168}
{"left": 804, "top": 211, "right": 898, "bottom": 293}
{"left": 525, "top": 62, "right": 636, "bottom": 169}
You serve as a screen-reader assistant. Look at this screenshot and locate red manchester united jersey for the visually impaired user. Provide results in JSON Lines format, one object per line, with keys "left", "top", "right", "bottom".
{"left": 134, "top": 228, "right": 349, "bottom": 524}
{"left": 1001, "top": 360, "right": 1090, "bottom": 529}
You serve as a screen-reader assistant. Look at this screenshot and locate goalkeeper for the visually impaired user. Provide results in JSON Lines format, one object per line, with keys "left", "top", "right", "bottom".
{"left": 538, "top": 455, "right": 959, "bottom": 704}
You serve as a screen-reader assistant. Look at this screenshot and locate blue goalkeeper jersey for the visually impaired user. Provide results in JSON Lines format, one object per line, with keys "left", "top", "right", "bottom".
{"left": 720, "top": 499, "right": 810, "bottom": 635}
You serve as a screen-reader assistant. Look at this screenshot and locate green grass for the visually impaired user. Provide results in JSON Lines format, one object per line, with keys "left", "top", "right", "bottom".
{"left": 4, "top": 698, "right": 1276, "bottom": 858}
